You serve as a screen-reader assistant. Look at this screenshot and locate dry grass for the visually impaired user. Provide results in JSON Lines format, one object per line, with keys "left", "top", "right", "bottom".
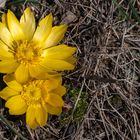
{"left": 0, "top": 0, "right": 140, "bottom": 139}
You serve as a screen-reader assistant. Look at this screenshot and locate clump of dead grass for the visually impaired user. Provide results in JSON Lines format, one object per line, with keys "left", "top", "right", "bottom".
{"left": 0, "top": 0, "right": 140, "bottom": 140}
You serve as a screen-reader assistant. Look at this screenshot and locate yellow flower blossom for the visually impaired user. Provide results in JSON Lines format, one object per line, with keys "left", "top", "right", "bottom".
{"left": 0, "top": 74, "right": 66, "bottom": 129}
{"left": 0, "top": 8, "right": 76, "bottom": 83}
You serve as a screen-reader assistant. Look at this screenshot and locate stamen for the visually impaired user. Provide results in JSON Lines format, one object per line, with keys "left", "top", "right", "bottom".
{"left": 13, "top": 40, "right": 43, "bottom": 65}
{"left": 21, "top": 80, "right": 43, "bottom": 105}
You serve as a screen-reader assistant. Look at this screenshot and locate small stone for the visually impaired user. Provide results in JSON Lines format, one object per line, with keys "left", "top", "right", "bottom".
{"left": 61, "top": 11, "right": 77, "bottom": 24}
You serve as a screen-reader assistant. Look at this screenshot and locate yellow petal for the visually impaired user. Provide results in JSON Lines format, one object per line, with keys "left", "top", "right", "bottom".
{"left": 33, "top": 13, "right": 53, "bottom": 42}
{"left": 66, "top": 56, "right": 77, "bottom": 65}
{"left": 35, "top": 71, "right": 61, "bottom": 80}
{"left": 42, "top": 77, "right": 62, "bottom": 92}
{"left": 41, "top": 59, "right": 75, "bottom": 71}
{"left": 0, "top": 87, "right": 19, "bottom": 100}
{"left": 3, "top": 74, "right": 23, "bottom": 92}
{"left": 35, "top": 104, "right": 48, "bottom": 126}
{"left": 26, "top": 105, "right": 39, "bottom": 129}
{"left": 0, "top": 22, "right": 13, "bottom": 47}
{"left": 56, "top": 76, "right": 62, "bottom": 85}
{"left": 0, "top": 59, "right": 19, "bottom": 73}
{"left": 45, "top": 93, "right": 64, "bottom": 107}
{"left": 52, "top": 86, "right": 66, "bottom": 96}
{"left": 0, "top": 48, "right": 12, "bottom": 60}
{"left": 15, "top": 64, "right": 29, "bottom": 84}
{"left": 44, "top": 24, "right": 68, "bottom": 48}
{"left": 29, "top": 64, "right": 49, "bottom": 77}
{"left": 44, "top": 45, "right": 76, "bottom": 59}
{"left": 5, "top": 95, "right": 27, "bottom": 115}
{"left": 44, "top": 103, "right": 62, "bottom": 115}
{"left": 20, "top": 7, "right": 35, "bottom": 41}
{"left": 0, "top": 41, "right": 13, "bottom": 60}
{"left": 29, "top": 64, "right": 60, "bottom": 79}
{"left": 2, "top": 13, "right": 7, "bottom": 26}
{"left": 7, "top": 10, "right": 24, "bottom": 40}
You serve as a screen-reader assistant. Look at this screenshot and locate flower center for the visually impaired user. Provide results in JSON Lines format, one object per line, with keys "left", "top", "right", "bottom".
{"left": 21, "top": 80, "right": 43, "bottom": 105}
{"left": 13, "top": 41, "right": 43, "bottom": 65}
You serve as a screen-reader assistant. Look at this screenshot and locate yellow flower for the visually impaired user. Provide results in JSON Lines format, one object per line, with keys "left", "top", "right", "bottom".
{"left": 0, "top": 7, "right": 76, "bottom": 83}
{"left": 0, "top": 74, "right": 66, "bottom": 129}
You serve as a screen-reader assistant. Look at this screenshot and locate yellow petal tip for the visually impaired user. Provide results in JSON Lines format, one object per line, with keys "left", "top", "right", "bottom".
{"left": 7, "top": 9, "right": 13, "bottom": 15}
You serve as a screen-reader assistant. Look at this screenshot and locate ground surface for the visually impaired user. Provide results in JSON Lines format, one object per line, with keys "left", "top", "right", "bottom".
{"left": 0, "top": 0, "right": 140, "bottom": 140}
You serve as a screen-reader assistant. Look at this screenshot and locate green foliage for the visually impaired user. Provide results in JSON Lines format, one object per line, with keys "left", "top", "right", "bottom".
{"left": 129, "top": 2, "right": 140, "bottom": 24}
{"left": 112, "top": 0, "right": 140, "bottom": 24}
{"left": 112, "top": 0, "right": 128, "bottom": 20}
{"left": 59, "top": 86, "right": 88, "bottom": 127}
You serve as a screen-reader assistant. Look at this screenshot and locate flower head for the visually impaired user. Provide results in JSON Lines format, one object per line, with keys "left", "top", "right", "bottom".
{"left": 0, "top": 74, "right": 66, "bottom": 128}
{"left": 0, "top": 8, "right": 76, "bottom": 83}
